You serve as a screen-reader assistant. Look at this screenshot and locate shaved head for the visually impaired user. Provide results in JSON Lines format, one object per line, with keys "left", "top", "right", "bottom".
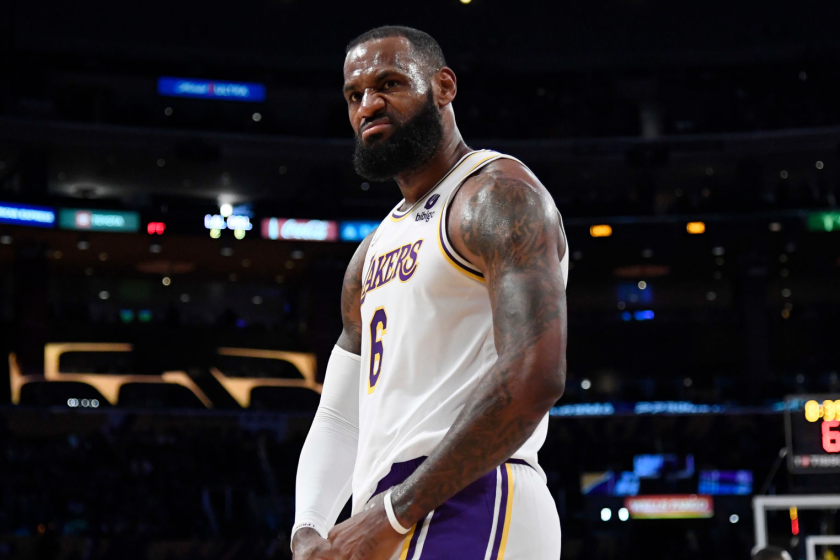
{"left": 346, "top": 26, "right": 447, "bottom": 79}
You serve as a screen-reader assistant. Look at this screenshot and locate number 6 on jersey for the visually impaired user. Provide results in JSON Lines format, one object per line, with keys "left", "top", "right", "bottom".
{"left": 368, "top": 308, "right": 388, "bottom": 393}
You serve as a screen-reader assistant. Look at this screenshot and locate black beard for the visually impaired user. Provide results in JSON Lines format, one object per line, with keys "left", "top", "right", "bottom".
{"left": 353, "top": 92, "right": 445, "bottom": 182}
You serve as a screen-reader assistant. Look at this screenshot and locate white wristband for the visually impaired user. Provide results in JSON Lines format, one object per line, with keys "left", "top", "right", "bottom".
{"left": 290, "top": 522, "right": 325, "bottom": 551}
{"left": 384, "top": 489, "right": 412, "bottom": 534}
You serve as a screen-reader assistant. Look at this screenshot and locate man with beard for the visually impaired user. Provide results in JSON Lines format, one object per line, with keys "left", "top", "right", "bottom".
{"left": 292, "top": 26, "right": 568, "bottom": 560}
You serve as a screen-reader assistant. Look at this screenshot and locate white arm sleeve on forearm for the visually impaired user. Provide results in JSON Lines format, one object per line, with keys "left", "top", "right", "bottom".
{"left": 291, "top": 345, "right": 360, "bottom": 548}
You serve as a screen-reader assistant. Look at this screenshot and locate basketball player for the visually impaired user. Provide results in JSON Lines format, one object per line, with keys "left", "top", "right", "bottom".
{"left": 292, "top": 26, "right": 568, "bottom": 560}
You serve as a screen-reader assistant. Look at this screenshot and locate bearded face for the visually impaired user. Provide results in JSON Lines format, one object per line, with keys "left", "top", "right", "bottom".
{"left": 352, "top": 91, "right": 445, "bottom": 182}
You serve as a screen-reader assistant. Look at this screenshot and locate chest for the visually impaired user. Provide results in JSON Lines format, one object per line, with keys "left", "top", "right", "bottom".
{"left": 360, "top": 203, "right": 486, "bottom": 320}
{"left": 360, "top": 212, "right": 441, "bottom": 308}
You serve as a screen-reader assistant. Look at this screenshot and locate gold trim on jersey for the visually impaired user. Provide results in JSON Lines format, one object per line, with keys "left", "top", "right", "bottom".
{"left": 398, "top": 524, "right": 417, "bottom": 560}
{"left": 435, "top": 152, "right": 502, "bottom": 283}
{"left": 388, "top": 150, "right": 490, "bottom": 222}
{"left": 436, "top": 229, "right": 486, "bottom": 283}
{"left": 497, "top": 463, "right": 515, "bottom": 560}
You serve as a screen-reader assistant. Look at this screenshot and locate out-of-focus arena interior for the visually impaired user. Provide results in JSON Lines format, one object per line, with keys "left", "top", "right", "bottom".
{"left": 1, "top": 1, "right": 840, "bottom": 559}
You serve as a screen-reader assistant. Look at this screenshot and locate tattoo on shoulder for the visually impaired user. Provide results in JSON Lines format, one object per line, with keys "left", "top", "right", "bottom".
{"left": 460, "top": 171, "right": 554, "bottom": 273}
{"left": 459, "top": 171, "right": 562, "bottom": 355}
{"left": 390, "top": 180, "right": 567, "bottom": 525}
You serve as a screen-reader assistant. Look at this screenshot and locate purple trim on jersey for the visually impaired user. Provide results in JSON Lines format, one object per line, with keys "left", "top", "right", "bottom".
{"left": 488, "top": 465, "right": 510, "bottom": 560}
{"left": 372, "top": 457, "right": 426, "bottom": 497}
{"left": 437, "top": 205, "right": 484, "bottom": 279}
{"left": 416, "top": 474, "right": 495, "bottom": 559}
{"left": 405, "top": 519, "right": 423, "bottom": 558}
{"left": 368, "top": 458, "right": 532, "bottom": 560}
{"left": 390, "top": 150, "right": 486, "bottom": 220}
{"left": 371, "top": 457, "right": 532, "bottom": 498}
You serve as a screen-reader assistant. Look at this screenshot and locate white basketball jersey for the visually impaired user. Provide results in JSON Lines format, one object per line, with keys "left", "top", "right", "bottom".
{"left": 352, "top": 149, "right": 569, "bottom": 513}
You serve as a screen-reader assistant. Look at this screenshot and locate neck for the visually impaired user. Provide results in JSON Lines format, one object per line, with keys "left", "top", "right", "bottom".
{"left": 394, "top": 131, "right": 471, "bottom": 208}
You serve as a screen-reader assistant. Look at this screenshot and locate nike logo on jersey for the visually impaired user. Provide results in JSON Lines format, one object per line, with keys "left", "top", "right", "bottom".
{"left": 360, "top": 239, "right": 424, "bottom": 305}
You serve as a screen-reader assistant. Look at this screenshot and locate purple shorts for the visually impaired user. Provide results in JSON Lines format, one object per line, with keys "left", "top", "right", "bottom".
{"left": 370, "top": 458, "right": 542, "bottom": 560}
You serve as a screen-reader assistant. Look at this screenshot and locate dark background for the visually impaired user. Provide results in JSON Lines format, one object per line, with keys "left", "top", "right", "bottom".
{"left": 1, "top": 0, "right": 840, "bottom": 559}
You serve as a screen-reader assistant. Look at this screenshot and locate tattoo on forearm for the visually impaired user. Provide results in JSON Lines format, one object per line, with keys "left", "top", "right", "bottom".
{"left": 391, "top": 172, "right": 567, "bottom": 525}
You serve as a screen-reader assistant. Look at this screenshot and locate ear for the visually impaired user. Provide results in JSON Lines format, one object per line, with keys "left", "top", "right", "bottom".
{"left": 434, "top": 67, "right": 457, "bottom": 108}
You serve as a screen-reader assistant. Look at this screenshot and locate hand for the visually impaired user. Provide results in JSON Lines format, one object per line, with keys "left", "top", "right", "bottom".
{"left": 328, "top": 491, "right": 407, "bottom": 560}
{"left": 293, "top": 527, "right": 336, "bottom": 560}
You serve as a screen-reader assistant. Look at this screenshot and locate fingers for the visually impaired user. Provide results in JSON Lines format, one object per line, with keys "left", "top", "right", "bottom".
{"left": 294, "top": 545, "right": 337, "bottom": 560}
{"left": 292, "top": 534, "right": 338, "bottom": 560}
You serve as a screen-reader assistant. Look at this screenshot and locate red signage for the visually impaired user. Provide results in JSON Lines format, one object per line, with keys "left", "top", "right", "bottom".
{"left": 147, "top": 222, "right": 166, "bottom": 235}
{"left": 824, "top": 420, "right": 840, "bottom": 453}
{"left": 624, "top": 495, "right": 714, "bottom": 519}
{"left": 261, "top": 218, "right": 339, "bottom": 242}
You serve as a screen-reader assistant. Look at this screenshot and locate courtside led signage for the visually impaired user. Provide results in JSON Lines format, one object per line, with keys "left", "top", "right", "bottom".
{"left": 340, "top": 220, "right": 380, "bottom": 242}
{"left": 0, "top": 202, "right": 56, "bottom": 228}
{"left": 262, "top": 218, "right": 339, "bottom": 242}
{"left": 158, "top": 77, "right": 266, "bottom": 102}
{"left": 58, "top": 209, "right": 140, "bottom": 232}
{"left": 807, "top": 212, "right": 840, "bottom": 232}
{"left": 624, "top": 495, "right": 713, "bottom": 519}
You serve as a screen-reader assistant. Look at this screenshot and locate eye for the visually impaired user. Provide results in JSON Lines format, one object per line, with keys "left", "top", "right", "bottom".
{"left": 348, "top": 92, "right": 361, "bottom": 103}
{"left": 382, "top": 80, "right": 399, "bottom": 90}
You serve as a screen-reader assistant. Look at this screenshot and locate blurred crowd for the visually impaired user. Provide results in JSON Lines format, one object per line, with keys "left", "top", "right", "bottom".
{"left": 0, "top": 409, "right": 792, "bottom": 560}
{"left": 0, "top": 412, "right": 303, "bottom": 559}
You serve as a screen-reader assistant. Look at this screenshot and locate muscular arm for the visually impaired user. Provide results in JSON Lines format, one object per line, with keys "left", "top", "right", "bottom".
{"left": 336, "top": 231, "right": 374, "bottom": 354}
{"left": 292, "top": 231, "right": 374, "bottom": 557}
{"left": 390, "top": 160, "right": 567, "bottom": 526}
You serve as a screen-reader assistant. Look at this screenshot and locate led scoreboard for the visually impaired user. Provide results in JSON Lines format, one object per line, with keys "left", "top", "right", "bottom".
{"left": 785, "top": 395, "right": 840, "bottom": 473}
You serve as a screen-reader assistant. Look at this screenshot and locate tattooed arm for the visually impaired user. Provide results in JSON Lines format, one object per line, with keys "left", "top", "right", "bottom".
{"left": 390, "top": 158, "right": 568, "bottom": 527}
{"left": 336, "top": 231, "right": 375, "bottom": 354}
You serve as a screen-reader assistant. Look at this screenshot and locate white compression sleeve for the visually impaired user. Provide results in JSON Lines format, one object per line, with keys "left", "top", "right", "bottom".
{"left": 291, "top": 345, "right": 360, "bottom": 549}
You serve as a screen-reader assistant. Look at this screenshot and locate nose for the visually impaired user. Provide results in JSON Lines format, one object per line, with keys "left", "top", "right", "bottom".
{"left": 358, "top": 88, "right": 386, "bottom": 119}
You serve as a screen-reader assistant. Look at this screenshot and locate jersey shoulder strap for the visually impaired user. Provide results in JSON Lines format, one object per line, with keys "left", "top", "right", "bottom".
{"left": 435, "top": 150, "right": 509, "bottom": 283}
{"left": 441, "top": 149, "right": 507, "bottom": 188}
{"left": 438, "top": 149, "right": 570, "bottom": 289}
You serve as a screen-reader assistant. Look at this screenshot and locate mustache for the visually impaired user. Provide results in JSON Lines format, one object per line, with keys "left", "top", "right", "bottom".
{"left": 359, "top": 112, "right": 397, "bottom": 138}
{"left": 352, "top": 90, "right": 443, "bottom": 182}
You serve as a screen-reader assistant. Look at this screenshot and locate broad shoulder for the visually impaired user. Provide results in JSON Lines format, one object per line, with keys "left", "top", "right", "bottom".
{"left": 461, "top": 157, "right": 551, "bottom": 199}
{"left": 455, "top": 158, "right": 556, "bottom": 226}
{"left": 447, "top": 158, "right": 560, "bottom": 273}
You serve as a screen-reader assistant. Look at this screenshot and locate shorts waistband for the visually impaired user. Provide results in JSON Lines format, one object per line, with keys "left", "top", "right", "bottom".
{"left": 372, "top": 457, "right": 533, "bottom": 500}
